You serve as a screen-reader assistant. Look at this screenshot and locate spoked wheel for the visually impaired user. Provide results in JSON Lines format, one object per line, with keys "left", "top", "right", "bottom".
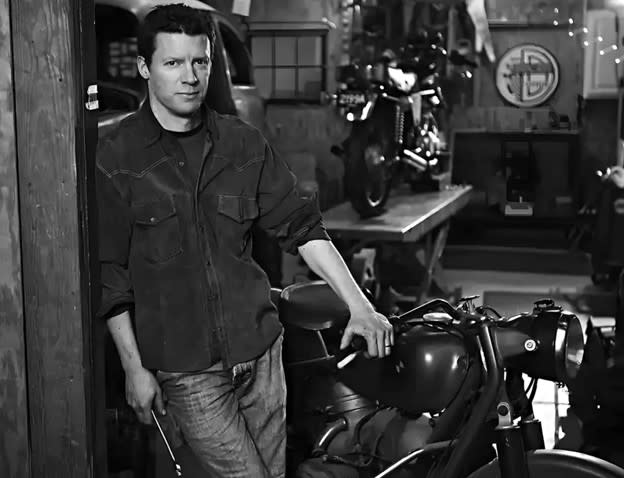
{"left": 344, "top": 123, "right": 393, "bottom": 218}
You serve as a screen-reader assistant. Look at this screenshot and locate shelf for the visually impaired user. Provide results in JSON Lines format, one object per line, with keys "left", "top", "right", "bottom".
{"left": 453, "top": 203, "right": 578, "bottom": 227}
{"left": 453, "top": 128, "right": 580, "bottom": 136}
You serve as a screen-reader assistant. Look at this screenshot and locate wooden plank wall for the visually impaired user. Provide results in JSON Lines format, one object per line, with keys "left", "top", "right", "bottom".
{"left": 0, "top": 0, "right": 30, "bottom": 475}
{"left": 8, "top": 0, "right": 101, "bottom": 476}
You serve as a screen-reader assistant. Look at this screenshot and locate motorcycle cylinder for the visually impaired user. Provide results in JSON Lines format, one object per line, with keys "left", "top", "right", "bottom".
{"left": 338, "top": 325, "right": 471, "bottom": 415}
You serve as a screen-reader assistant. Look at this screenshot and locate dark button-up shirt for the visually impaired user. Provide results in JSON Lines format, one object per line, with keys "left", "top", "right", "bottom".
{"left": 96, "top": 102, "right": 330, "bottom": 372}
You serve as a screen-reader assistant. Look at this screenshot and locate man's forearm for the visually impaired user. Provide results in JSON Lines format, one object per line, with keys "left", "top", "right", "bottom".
{"left": 298, "top": 239, "right": 374, "bottom": 314}
{"left": 107, "top": 310, "right": 144, "bottom": 373}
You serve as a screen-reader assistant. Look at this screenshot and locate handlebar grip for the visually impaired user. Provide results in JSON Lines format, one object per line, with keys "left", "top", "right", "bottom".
{"left": 335, "top": 335, "right": 367, "bottom": 370}
{"left": 351, "top": 335, "right": 367, "bottom": 352}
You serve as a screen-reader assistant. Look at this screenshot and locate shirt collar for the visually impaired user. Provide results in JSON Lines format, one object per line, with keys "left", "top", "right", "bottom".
{"left": 137, "top": 98, "right": 218, "bottom": 146}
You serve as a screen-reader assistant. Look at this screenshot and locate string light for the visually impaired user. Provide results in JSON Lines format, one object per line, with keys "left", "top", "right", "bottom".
{"left": 600, "top": 44, "right": 619, "bottom": 55}
{"left": 568, "top": 26, "right": 589, "bottom": 37}
{"left": 582, "top": 36, "right": 604, "bottom": 47}
{"left": 614, "top": 53, "right": 624, "bottom": 64}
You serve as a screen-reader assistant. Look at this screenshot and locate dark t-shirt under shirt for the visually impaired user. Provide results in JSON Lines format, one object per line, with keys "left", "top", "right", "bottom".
{"left": 167, "top": 121, "right": 206, "bottom": 183}
{"left": 166, "top": 121, "right": 222, "bottom": 363}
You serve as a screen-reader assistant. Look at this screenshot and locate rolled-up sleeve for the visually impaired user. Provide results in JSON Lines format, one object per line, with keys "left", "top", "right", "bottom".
{"left": 95, "top": 142, "right": 134, "bottom": 320}
{"left": 256, "top": 141, "right": 330, "bottom": 254}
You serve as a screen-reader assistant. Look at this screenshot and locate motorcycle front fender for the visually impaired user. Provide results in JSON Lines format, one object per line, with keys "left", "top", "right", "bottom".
{"left": 467, "top": 449, "right": 624, "bottom": 478}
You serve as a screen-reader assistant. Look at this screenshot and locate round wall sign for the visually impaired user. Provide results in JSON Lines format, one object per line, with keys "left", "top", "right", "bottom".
{"left": 495, "top": 44, "right": 559, "bottom": 108}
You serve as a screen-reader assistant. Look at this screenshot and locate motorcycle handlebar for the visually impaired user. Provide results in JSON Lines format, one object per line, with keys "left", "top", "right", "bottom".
{"left": 335, "top": 335, "right": 367, "bottom": 369}
{"left": 396, "top": 298, "right": 500, "bottom": 329}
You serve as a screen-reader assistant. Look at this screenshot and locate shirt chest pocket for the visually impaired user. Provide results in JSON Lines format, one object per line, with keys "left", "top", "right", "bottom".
{"left": 217, "top": 194, "right": 259, "bottom": 254}
{"left": 132, "top": 197, "right": 183, "bottom": 263}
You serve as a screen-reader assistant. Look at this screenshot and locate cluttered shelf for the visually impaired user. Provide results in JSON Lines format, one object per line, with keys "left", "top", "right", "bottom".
{"left": 451, "top": 128, "right": 580, "bottom": 137}
{"left": 450, "top": 127, "right": 580, "bottom": 232}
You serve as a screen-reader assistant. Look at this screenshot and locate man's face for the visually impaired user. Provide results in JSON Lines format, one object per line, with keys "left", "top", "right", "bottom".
{"left": 138, "top": 32, "right": 211, "bottom": 119}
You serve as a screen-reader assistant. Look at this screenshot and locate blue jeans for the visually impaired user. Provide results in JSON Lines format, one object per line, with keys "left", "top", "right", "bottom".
{"left": 157, "top": 333, "right": 286, "bottom": 477}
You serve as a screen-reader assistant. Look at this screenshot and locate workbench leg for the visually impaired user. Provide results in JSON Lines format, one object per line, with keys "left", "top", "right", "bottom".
{"left": 417, "top": 222, "right": 450, "bottom": 303}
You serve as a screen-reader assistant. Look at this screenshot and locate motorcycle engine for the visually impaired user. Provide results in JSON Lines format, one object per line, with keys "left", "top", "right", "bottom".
{"left": 338, "top": 325, "right": 472, "bottom": 415}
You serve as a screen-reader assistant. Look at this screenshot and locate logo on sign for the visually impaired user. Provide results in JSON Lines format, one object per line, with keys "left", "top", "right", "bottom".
{"left": 495, "top": 44, "right": 559, "bottom": 108}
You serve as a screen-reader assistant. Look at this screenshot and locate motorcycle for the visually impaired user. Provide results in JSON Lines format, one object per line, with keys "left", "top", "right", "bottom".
{"left": 330, "top": 30, "right": 473, "bottom": 218}
{"left": 277, "top": 281, "right": 624, "bottom": 478}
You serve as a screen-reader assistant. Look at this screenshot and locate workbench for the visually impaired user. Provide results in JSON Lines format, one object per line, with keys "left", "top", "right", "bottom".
{"left": 323, "top": 185, "right": 473, "bottom": 311}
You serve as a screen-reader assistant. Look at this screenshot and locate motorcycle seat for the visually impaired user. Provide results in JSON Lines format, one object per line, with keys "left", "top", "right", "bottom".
{"left": 279, "top": 281, "right": 351, "bottom": 331}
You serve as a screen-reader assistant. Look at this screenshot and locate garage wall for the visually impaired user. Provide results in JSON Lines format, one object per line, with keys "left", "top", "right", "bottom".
{"left": 227, "top": 0, "right": 619, "bottom": 205}
{"left": 452, "top": 27, "right": 582, "bottom": 127}
{"left": 244, "top": 0, "right": 349, "bottom": 208}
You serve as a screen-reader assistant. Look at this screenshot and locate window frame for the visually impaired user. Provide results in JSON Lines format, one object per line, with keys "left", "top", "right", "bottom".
{"left": 249, "top": 25, "right": 328, "bottom": 104}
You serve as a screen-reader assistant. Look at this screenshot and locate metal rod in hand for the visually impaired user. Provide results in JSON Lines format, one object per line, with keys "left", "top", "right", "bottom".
{"left": 151, "top": 410, "right": 183, "bottom": 477}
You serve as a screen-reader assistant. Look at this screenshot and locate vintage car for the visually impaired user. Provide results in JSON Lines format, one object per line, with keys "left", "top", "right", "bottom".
{"left": 95, "top": 0, "right": 265, "bottom": 138}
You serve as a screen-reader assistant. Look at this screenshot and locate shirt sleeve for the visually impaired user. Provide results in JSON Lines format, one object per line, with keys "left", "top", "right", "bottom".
{"left": 255, "top": 141, "right": 331, "bottom": 254}
{"left": 95, "top": 141, "right": 135, "bottom": 320}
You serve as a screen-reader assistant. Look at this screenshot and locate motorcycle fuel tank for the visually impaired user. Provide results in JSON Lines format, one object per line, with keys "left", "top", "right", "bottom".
{"left": 338, "top": 325, "right": 472, "bottom": 415}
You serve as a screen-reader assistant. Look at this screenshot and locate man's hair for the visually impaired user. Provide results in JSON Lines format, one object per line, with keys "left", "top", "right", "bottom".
{"left": 138, "top": 4, "right": 216, "bottom": 66}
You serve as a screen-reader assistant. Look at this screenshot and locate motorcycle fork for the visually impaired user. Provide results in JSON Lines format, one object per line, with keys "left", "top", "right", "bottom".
{"left": 506, "top": 371, "right": 546, "bottom": 451}
{"left": 495, "top": 396, "right": 530, "bottom": 478}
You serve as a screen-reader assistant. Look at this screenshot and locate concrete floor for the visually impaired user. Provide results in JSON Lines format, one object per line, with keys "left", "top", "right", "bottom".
{"left": 445, "top": 268, "right": 594, "bottom": 450}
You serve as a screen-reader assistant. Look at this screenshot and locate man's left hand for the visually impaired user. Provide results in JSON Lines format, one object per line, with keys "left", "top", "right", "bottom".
{"left": 340, "top": 310, "right": 394, "bottom": 358}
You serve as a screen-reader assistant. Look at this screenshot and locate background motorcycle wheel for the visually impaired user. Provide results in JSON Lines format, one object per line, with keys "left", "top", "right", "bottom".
{"left": 466, "top": 449, "right": 624, "bottom": 478}
{"left": 344, "top": 122, "right": 392, "bottom": 218}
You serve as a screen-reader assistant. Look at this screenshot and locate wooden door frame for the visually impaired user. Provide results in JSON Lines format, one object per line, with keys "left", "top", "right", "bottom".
{"left": 5, "top": 0, "right": 105, "bottom": 476}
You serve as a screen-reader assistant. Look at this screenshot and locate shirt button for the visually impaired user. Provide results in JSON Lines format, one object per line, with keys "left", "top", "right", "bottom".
{"left": 178, "top": 161, "right": 185, "bottom": 167}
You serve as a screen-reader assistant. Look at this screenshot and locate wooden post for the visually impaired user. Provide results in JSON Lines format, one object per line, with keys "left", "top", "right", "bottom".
{"left": 0, "top": 0, "right": 30, "bottom": 475}
{"left": 7, "top": 0, "right": 104, "bottom": 476}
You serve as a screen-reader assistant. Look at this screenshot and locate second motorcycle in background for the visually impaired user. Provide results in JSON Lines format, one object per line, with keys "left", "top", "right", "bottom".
{"left": 328, "top": 30, "right": 474, "bottom": 218}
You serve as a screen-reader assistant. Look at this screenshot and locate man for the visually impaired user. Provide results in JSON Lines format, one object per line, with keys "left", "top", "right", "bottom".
{"left": 96, "top": 4, "right": 393, "bottom": 477}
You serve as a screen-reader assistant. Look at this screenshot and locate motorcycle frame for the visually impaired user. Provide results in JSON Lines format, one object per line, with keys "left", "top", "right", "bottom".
{"left": 281, "top": 289, "right": 624, "bottom": 478}
{"left": 373, "top": 303, "right": 538, "bottom": 478}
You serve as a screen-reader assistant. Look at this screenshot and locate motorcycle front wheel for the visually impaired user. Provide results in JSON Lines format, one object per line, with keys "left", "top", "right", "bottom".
{"left": 344, "top": 122, "right": 392, "bottom": 218}
{"left": 466, "top": 449, "right": 624, "bottom": 478}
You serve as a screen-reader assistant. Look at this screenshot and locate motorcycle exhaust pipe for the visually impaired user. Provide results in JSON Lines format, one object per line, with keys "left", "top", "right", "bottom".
{"left": 402, "top": 149, "right": 438, "bottom": 171}
{"left": 311, "top": 417, "right": 349, "bottom": 455}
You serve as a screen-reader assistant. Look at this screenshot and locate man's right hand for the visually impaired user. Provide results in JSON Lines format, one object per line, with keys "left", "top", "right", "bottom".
{"left": 125, "top": 366, "right": 165, "bottom": 424}
{"left": 611, "top": 166, "right": 624, "bottom": 189}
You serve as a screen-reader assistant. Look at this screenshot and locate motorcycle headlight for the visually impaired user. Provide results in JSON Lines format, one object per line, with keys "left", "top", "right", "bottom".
{"left": 506, "top": 301, "right": 585, "bottom": 384}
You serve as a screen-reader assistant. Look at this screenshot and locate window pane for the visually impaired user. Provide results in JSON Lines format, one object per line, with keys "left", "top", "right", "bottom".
{"left": 251, "top": 37, "right": 273, "bottom": 66}
{"left": 275, "top": 68, "right": 296, "bottom": 98}
{"left": 297, "top": 36, "right": 322, "bottom": 66}
{"left": 297, "top": 67, "right": 323, "bottom": 100}
{"left": 275, "top": 37, "right": 296, "bottom": 66}
{"left": 254, "top": 68, "right": 273, "bottom": 99}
